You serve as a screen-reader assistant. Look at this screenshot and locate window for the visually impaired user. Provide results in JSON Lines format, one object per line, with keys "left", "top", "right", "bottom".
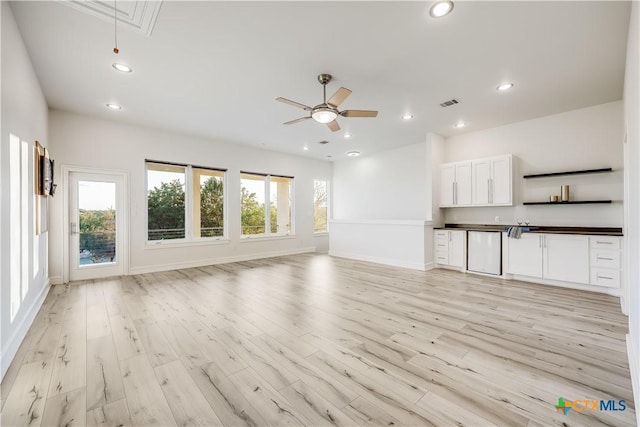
{"left": 146, "top": 161, "right": 226, "bottom": 242}
{"left": 240, "top": 172, "right": 293, "bottom": 237}
{"left": 314, "top": 180, "right": 328, "bottom": 233}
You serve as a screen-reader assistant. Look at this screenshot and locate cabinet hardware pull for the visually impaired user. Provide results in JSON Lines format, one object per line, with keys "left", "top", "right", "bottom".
{"left": 539, "top": 235, "right": 542, "bottom": 248}
{"left": 597, "top": 257, "right": 614, "bottom": 261}
{"left": 487, "top": 179, "right": 490, "bottom": 203}
{"left": 596, "top": 241, "right": 613, "bottom": 244}
{"left": 597, "top": 275, "right": 613, "bottom": 280}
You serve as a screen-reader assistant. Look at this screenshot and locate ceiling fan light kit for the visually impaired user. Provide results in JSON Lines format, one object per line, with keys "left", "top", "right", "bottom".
{"left": 276, "top": 73, "right": 378, "bottom": 132}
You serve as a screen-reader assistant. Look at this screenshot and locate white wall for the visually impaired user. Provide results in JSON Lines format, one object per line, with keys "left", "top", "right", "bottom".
{"left": 48, "top": 110, "right": 332, "bottom": 280}
{"left": 332, "top": 142, "right": 428, "bottom": 220}
{"left": 1, "top": 2, "right": 50, "bottom": 380}
{"left": 622, "top": 1, "right": 640, "bottom": 422}
{"left": 442, "top": 101, "right": 624, "bottom": 227}
{"left": 427, "top": 133, "right": 445, "bottom": 227}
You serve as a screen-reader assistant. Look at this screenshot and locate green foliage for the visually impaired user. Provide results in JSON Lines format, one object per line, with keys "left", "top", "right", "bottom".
{"left": 79, "top": 208, "right": 116, "bottom": 262}
{"left": 147, "top": 179, "right": 185, "bottom": 239}
{"left": 241, "top": 186, "right": 265, "bottom": 234}
{"left": 200, "top": 177, "right": 224, "bottom": 236}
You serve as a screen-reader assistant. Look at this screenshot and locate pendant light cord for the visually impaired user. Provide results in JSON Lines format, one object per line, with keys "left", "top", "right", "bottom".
{"left": 113, "top": 0, "right": 119, "bottom": 54}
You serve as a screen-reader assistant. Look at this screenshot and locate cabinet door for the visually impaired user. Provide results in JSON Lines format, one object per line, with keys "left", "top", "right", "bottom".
{"left": 471, "top": 159, "right": 491, "bottom": 205}
{"left": 506, "top": 233, "right": 543, "bottom": 278}
{"left": 440, "top": 164, "right": 455, "bottom": 207}
{"left": 543, "top": 234, "right": 589, "bottom": 284}
{"left": 455, "top": 162, "right": 472, "bottom": 206}
{"left": 491, "top": 156, "right": 512, "bottom": 205}
{"left": 448, "top": 231, "right": 466, "bottom": 268}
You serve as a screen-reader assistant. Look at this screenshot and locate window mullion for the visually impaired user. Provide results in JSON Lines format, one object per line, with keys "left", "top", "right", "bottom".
{"left": 186, "top": 165, "right": 193, "bottom": 240}
{"left": 265, "top": 175, "right": 271, "bottom": 235}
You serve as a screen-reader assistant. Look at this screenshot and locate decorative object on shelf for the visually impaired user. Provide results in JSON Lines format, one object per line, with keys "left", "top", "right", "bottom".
{"left": 523, "top": 167, "right": 612, "bottom": 179}
{"left": 549, "top": 195, "right": 559, "bottom": 202}
{"left": 561, "top": 185, "right": 570, "bottom": 202}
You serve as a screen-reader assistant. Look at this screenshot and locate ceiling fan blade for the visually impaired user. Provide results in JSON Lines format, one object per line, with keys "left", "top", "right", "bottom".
{"left": 276, "top": 97, "right": 312, "bottom": 111}
{"left": 283, "top": 116, "right": 311, "bottom": 125}
{"left": 327, "top": 87, "right": 352, "bottom": 108}
{"left": 326, "top": 120, "right": 340, "bottom": 132}
{"left": 340, "top": 110, "right": 378, "bottom": 118}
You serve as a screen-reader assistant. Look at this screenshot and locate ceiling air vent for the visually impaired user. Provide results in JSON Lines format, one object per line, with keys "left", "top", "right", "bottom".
{"left": 439, "top": 98, "right": 459, "bottom": 108}
{"left": 318, "top": 140, "right": 330, "bottom": 145}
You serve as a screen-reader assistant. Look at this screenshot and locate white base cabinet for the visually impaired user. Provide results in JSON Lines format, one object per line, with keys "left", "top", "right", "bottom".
{"left": 434, "top": 230, "right": 466, "bottom": 269}
{"left": 507, "top": 233, "right": 621, "bottom": 290}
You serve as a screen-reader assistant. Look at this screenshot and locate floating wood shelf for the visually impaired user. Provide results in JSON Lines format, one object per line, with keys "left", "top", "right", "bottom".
{"left": 523, "top": 168, "right": 613, "bottom": 179}
{"left": 523, "top": 200, "right": 613, "bottom": 205}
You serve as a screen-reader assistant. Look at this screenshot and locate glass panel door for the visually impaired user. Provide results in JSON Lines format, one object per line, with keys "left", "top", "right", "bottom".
{"left": 69, "top": 172, "right": 124, "bottom": 281}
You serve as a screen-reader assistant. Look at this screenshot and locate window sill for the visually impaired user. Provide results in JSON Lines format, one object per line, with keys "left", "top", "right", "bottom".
{"left": 240, "top": 234, "right": 296, "bottom": 242}
{"left": 145, "top": 238, "right": 230, "bottom": 250}
{"left": 313, "top": 232, "right": 329, "bottom": 236}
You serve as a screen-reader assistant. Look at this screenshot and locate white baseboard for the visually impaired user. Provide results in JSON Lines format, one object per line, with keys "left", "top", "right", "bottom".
{"left": 49, "top": 275, "right": 64, "bottom": 285}
{"left": 509, "top": 274, "right": 621, "bottom": 296}
{"left": 129, "top": 247, "right": 316, "bottom": 275}
{"left": 627, "top": 335, "right": 640, "bottom": 426}
{"left": 329, "top": 250, "right": 431, "bottom": 271}
{"left": 1, "top": 280, "right": 51, "bottom": 381}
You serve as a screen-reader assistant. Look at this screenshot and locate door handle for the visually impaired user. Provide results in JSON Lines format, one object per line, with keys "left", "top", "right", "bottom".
{"left": 70, "top": 222, "right": 79, "bottom": 235}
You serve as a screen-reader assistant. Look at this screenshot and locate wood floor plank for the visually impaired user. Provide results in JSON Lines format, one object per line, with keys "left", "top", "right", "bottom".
{"left": 86, "top": 398, "right": 132, "bottom": 427}
{"left": 133, "top": 319, "right": 179, "bottom": 369}
{"left": 1, "top": 359, "right": 54, "bottom": 427}
{"left": 86, "top": 335, "right": 125, "bottom": 411}
{"left": 41, "top": 386, "right": 86, "bottom": 427}
{"left": 119, "top": 354, "right": 176, "bottom": 426}
{"left": 228, "top": 368, "right": 311, "bottom": 426}
{"left": 280, "top": 380, "right": 358, "bottom": 426}
{"left": 154, "top": 360, "right": 222, "bottom": 426}
{"left": 189, "top": 361, "right": 268, "bottom": 427}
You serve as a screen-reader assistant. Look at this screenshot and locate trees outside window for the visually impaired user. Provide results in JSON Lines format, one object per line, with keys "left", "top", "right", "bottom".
{"left": 313, "top": 180, "right": 328, "bottom": 233}
{"left": 146, "top": 161, "right": 226, "bottom": 241}
{"left": 241, "top": 172, "right": 293, "bottom": 236}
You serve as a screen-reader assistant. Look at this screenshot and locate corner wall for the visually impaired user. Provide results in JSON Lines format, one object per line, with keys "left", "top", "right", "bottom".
{"left": 622, "top": 1, "right": 640, "bottom": 422}
{"left": 47, "top": 110, "right": 332, "bottom": 280}
{"left": 1, "top": 2, "right": 50, "bottom": 380}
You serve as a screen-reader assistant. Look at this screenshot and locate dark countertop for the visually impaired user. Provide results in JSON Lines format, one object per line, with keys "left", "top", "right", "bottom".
{"left": 436, "top": 223, "right": 623, "bottom": 236}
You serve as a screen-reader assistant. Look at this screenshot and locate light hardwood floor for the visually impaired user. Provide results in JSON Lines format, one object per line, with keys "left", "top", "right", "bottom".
{"left": 0, "top": 254, "right": 636, "bottom": 426}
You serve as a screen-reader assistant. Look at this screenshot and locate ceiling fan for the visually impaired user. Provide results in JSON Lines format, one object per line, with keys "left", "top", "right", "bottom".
{"left": 276, "top": 74, "right": 378, "bottom": 132}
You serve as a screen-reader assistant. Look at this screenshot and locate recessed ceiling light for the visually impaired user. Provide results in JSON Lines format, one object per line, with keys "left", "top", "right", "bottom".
{"left": 497, "top": 82, "right": 514, "bottom": 91}
{"left": 344, "top": 133, "right": 352, "bottom": 139}
{"left": 454, "top": 121, "right": 466, "bottom": 128}
{"left": 346, "top": 151, "right": 361, "bottom": 157}
{"left": 402, "top": 114, "right": 414, "bottom": 120}
{"left": 106, "top": 103, "right": 122, "bottom": 110}
{"left": 303, "top": 146, "right": 309, "bottom": 151}
{"left": 429, "top": 1, "right": 454, "bottom": 18}
{"left": 112, "top": 63, "right": 132, "bottom": 73}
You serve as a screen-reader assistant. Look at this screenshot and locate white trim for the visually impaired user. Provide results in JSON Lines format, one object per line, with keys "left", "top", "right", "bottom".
{"left": 329, "top": 250, "right": 433, "bottom": 271}
{"left": 129, "top": 246, "right": 316, "bottom": 275}
{"left": 627, "top": 335, "right": 640, "bottom": 427}
{"left": 508, "top": 273, "right": 621, "bottom": 296}
{"left": 61, "top": 165, "right": 130, "bottom": 283}
{"left": 49, "top": 275, "right": 64, "bottom": 285}
{"left": 240, "top": 234, "right": 295, "bottom": 243}
{"left": 330, "top": 219, "right": 433, "bottom": 226}
{"left": 1, "top": 280, "right": 50, "bottom": 381}
{"left": 145, "top": 238, "right": 230, "bottom": 250}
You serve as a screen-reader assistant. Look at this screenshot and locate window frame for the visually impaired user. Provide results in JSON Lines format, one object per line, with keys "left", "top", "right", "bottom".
{"left": 240, "top": 171, "right": 295, "bottom": 239}
{"left": 313, "top": 179, "right": 329, "bottom": 235}
{"left": 145, "top": 160, "right": 228, "bottom": 245}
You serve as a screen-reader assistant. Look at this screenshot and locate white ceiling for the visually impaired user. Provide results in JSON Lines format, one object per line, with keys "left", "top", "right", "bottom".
{"left": 9, "top": 1, "right": 631, "bottom": 161}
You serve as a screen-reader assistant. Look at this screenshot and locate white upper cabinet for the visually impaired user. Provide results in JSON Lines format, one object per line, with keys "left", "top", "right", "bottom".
{"left": 441, "top": 155, "right": 512, "bottom": 208}
{"left": 471, "top": 155, "right": 512, "bottom": 206}
{"left": 440, "top": 161, "right": 472, "bottom": 207}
